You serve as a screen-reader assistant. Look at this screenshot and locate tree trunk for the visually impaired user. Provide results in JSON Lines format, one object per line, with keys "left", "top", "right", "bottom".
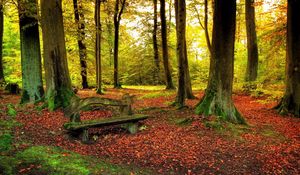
{"left": 18, "top": 0, "right": 44, "bottom": 104}
{"left": 113, "top": 0, "right": 126, "bottom": 89}
{"left": 95, "top": 0, "right": 102, "bottom": 94}
{"left": 160, "top": 0, "right": 175, "bottom": 89}
{"left": 41, "top": 0, "right": 74, "bottom": 110}
{"left": 184, "top": 39, "right": 195, "bottom": 99}
{"left": 0, "top": 2, "right": 4, "bottom": 83}
{"left": 195, "top": 0, "right": 246, "bottom": 124}
{"left": 73, "top": 0, "right": 88, "bottom": 89}
{"left": 275, "top": 0, "right": 300, "bottom": 116}
{"left": 153, "top": 0, "right": 160, "bottom": 84}
{"left": 174, "top": 0, "right": 186, "bottom": 107}
{"left": 245, "top": 0, "right": 258, "bottom": 81}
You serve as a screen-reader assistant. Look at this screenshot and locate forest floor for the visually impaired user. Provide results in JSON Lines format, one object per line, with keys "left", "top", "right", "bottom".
{"left": 0, "top": 87, "right": 299, "bottom": 174}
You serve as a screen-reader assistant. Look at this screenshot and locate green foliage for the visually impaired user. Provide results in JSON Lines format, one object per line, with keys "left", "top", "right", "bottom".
{"left": 0, "top": 133, "right": 13, "bottom": 152}
{"left": 0, "top": 156, "right": 17, "bottom": 175}
{"left": 6, "top": 104, "right": 17, "bottom": 117}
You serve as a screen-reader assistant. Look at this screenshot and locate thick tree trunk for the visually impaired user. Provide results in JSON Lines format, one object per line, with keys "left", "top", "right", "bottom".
{"left": 275, "top": 0, "right": 300, "bottom": 116}
{"left": 113, "top": 0, "right": 126, "bottom": 89}
{"left": 73, "top": 0, "right": 88, "bottom": 89}
{"left": 174, "top": 0, "right": 186, "bottom": 107}
{"left": 195, "top": 0, "right": 246, "bottom": 124}
{"left": 95, "top": 0, "right": 102, "bottom": 94}
{"left": 245, "top": 0, "right": 258, "bottom": 81}
{"left": 0, "top": 3, "right": 4, "bottom": 83}
{"left": 41, "top": 0, "right": 74, "bottom": 110}
{"left": 160, "top": 0, "right": 175, "bottom": 89}
{"left": 153, "top": 0, "right": 160, "bottom": 84}
{"left": 18, "top": 0, "right": 44, "bottom": 104}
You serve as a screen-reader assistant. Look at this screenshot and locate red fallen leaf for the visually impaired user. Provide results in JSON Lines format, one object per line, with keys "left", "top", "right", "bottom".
{"left": 62, "top": 153, "right": 70, "bottom": 157}
{"left": 19, "top": 169, "right": 27, "bottom": 173}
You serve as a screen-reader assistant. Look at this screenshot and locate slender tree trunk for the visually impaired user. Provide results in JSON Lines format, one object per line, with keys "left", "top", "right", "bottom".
{"left": 160, "top": 0, "right": 175, "bottom": 89}
{"left": 174, "top": 0, "right": 186, "bottom": 107}
{"left": 184, "top": 39, "right": 195, "bottom": 99}
{"left": 245, "top": 0, "right": 258, "bottom": 81}
{"left": 0, "top": 2, "right": 4, "bottom": 83}
{"left": 153, "top": 0, "right": 160, "bottom": 84}
{"left": 113, "top": 0, "right": 126, "bottom": 88}
{"left": 95, "top": 0, "right": 102, "bottom": 94}
{"left": 73, "top": 0, "right": 88, "bottom": 89}
{"left": 18, "top": 0, "right": 44, "bottom": 104}
{"left": 41, "top": 0, "right": 74, "bottom": 110}
{"left": 275, "top": 0, "right": 300, "bottom": 116}
{"left": 195, "top": 0, "right": 246, "bottom": 124}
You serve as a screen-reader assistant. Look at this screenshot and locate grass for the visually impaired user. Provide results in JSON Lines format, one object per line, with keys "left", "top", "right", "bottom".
{"left": 138, "top": 90, "right": 176, "bottom": 99}
{"left": 0, "top": 145, "right": 152, "bottom": 175}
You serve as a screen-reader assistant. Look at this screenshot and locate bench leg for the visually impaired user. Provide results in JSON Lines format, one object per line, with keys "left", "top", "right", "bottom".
{"left": 81, "top": 129, "right": 89, "bottom": 143}
{"left": 125, "top": 123, "right": 138, "bottom": 134}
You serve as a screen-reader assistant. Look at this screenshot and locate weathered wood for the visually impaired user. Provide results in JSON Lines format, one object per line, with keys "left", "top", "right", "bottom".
{"left": 64, "top": 93, "right": 134, "bottom": 118}
{"left": 64, "top": 114, "right": 148, "bottom": 131}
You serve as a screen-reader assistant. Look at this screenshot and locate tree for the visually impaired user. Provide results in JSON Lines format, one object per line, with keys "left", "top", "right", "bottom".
{"left": 174, "top": 0, "right": 186, "bottom": 107}
{"left": 152, "top": 0, "right": 160, "bottom": 84}
{"left": 245, "top": 0, "right": 259, "bottom": 81}
{"left": 0, "top": 1, "right": 4, "bottom": 83}
{"left": 195, "top": 0, "right": 246, "bottom": 124}
{"left": 160, "top": 0, "right": 175, "bottom": 89}
{"left": 73, "top": 0, "right": 89, "bottom": 89}
{"left": 41, "top": 0, "right": 74, "bottom": 110}
{"left": 113, "top": 0, "right": 126, "bottom": 88}
{"left": 275, "top": 0, "right": 300, "bottom": 116}
{"left": 95, "top": 0, "right": 102, "bottom": 94}
{"left": 18, "top": 0, "right": 44, "bottom": 103}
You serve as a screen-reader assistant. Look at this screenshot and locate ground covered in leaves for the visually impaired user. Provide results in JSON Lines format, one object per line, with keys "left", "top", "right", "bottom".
{"left": 0, "top": 87, "right": 299, "bottom": 174}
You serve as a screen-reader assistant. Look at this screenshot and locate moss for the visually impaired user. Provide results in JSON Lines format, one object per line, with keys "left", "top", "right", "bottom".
{"left": 195, "top": 91, "right": 214, "bottom": 115}
{"left": 15, "top": 146, "right": 151, "bottom": 175}
{"left": 139, "top": 90, "right": 175, "bottom": 99}
{"left": 47, "top": 87, "right": 75, "bottom": 111}
{"left": 0, "top": 156, "right": 17, "bottom": 175}
{"left": 0, "top": 133, "right": 13, "bottom": 152}
{"left": 20, "top": 90, "right": 30, "bottom": 104}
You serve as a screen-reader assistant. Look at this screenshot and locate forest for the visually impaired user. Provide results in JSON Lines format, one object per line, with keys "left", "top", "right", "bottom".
{"left": 0, "top": 0, "right": 299, "bottom": 174}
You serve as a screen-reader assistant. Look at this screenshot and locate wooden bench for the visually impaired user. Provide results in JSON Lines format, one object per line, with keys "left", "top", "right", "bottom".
{"left": 63, "top": 94, "right": 148, "bottom": 143}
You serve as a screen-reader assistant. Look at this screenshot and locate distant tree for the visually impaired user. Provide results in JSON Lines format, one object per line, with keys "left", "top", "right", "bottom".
{"left": 275, "top": 0, "right": 300, "bottom": 116}
{"left": 245, "top": 0, "right": 258, "bottom": 81}
{"left": 0, "top": 2, "right": 4, "bottom": 83}
{"left": 160, "top": 0, "right": 175, "bottom": 89}
{"left": 73, "top": 0, "right": 89, "bottom": 89}
{"left": 41, "top": 0, "right": 74, "bottom": 110}
{"left": 174, "top": 0, "right": 186, "bottom": 107}
{"left": 95, "top": 0, "right": 102, "bottom": 94}
{"left": 195, "top": 0, "right": 246, "bottom": 124}
{"left": 18, "top": 0, "right": 44, "bottom": 103}
{"left": 152, "top": 0, "right": 160, "bottom": 84}
{"left": 113, "top": 0, "right": 126, "bottom": 88}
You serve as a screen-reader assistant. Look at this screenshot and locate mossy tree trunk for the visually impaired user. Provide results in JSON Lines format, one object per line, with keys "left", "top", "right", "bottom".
{"left": 113, "top": 0, "right": 126, "bottom": 89}
{"left": 73, "top": 0, "right": 89, "bottom": 89}
{"left": 0, "top": 2, "right": 4, "bottom": 83}
{"left": 275, "top": 0, "right": 300, "bottom": 116}
{"left": 41, "top": 0, "right": 74, "bottom": 110}
{"left": 153, "top": 0, "right": 160, "bottom": 84}
{"left": 18, "top": 0, "right": 44, "bottom": 104}
{"left": 195, "top": 0, "right": 246, "bottom": 124}
{"left": 174, "top": 0, "right": 186, "bottom": 107}
{"left": 245, "top": 0, "right": 258, "bottom": 82}
{"left": 95, "top": 0, "right": 102, "bottom": 94}
{"left": 160, "top": 0, "right": 175, "bottom": 90}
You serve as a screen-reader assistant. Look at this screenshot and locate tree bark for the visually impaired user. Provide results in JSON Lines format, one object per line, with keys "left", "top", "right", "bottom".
{"left": 18, "top": 0, "right": 44, "bottom": 104}
{"left": 73, "top": 0, "right": 88, "bottom": 89}
{"left": 153, "top": 0, "right": 160, "bottom": 84}
{"left": 113, "top": 0, "right": 126, "bottom": 88}
{"left": 160, "top": 0, "right": 175, "bottom": 89}
{"left": 184, "top": 39, "right": 195, "bottom": 99}
{"left": 275, "top": 0, "right": 300, "bottom": 117}
{"left": 245, "top": 0, "right": 258, "bottom": 82}
{"left": 195, "top": 0, "right": 246, "bottom": 124}
{"left": 174, "top": 0, "right": 186, "bottom": 107}
{"left": 41, "top": 0, "right": 74, "bottom": 110}
{"left": 0, "top": 2, "right": 4, "bottom": 83}
{"left": 95, "top": 0, "right": 102, "bottom": 94}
